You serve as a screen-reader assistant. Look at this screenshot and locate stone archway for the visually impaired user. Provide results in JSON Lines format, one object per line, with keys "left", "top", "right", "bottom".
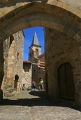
{"left": 0, "top": 1, "right": 81, "bottom": 104}
{"left": 0, "top": 2, "right": 81, "bottom": 40}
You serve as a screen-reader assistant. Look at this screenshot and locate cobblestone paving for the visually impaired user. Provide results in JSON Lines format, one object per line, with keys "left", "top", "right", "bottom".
{"left": 0, "top": 90, "right": 81, "bottom": 120}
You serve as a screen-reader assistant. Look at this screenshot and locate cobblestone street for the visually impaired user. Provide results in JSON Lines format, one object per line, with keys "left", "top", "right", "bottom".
{"left": 0, "top": 90, "right": 81, "bottom": 120}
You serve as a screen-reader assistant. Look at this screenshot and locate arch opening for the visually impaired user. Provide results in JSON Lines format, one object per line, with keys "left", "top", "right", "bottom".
{"left": 0, "top": 2, "right": 81, "bottom": 105}
{"left": 0, "top": 2, "right": 81, "bottom": 41}
{"left": 57, "top": 62, "right": 75, "bottom": 101}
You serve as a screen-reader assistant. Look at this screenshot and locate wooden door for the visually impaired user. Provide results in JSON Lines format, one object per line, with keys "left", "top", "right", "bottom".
{"left": 58, "top": 62, "right": 75, "bottom": 100}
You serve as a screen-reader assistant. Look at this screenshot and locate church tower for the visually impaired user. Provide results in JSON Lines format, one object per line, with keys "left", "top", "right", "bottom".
{"left": 28, "top": 32, "right": 42, "bottom": 63}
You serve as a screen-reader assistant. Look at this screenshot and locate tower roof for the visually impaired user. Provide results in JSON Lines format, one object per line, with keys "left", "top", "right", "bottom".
{"left": 30, "top": 32, "right": 41, "bottom": 47}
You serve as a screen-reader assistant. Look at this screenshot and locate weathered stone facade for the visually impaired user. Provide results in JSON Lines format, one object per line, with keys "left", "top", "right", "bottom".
{"left": 0, "top": 1, "right": 81, "bottom": 42}
{"left": 13, "top": 31, "right": 24, "bottom": 92}
{"left": 28, "top": 32, "right": 42, "bottom": 63}
{"left": 0, "top": 0, "right": 81, "bottom": 105}
{"left": 28, "top": 32, "right": 45, "bottom": 87}
{"left": 45, "top": 28, "right": 81, "bottom": 104}
{"left": 22, "top": 71, "right": 32, "bottom": 88}
{"left": 3, "top": 31, "right": 24, "bottom": 96}
{"left": 22, "top": 61, "right": 32, "bottom": 88}
{"left": 29, "top": 46, "right": 42, "bottom": 63}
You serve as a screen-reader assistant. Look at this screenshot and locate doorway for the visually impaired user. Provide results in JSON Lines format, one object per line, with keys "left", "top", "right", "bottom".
{"left": 57, "top": 62, "right": 75, "bottom": 100}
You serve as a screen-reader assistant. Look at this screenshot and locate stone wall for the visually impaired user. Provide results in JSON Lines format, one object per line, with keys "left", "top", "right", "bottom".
{"left": 13, "top": 31, "right": 24, "bottom": 92}
{"left": 22, "top": 70, "right": 32, "bottom": 88}
{"left": 32, "top": 63, "right": 45, "bottom": 88}
{"left": 0, "top": 40, "right": 4, "bottom": 104}
{"left": 3, "top": 37, "right": 14, "bottom": 92}
{"left": 60, "top": 0, "right": 81, "bottom": 8}
{"left": 32, "top": 64, "right": 39, "bottom": 86}
{"left": 45, "top": 28, "right": 81, "bottom": 104}
{"left": 38, "top": 54, "right": 45, "bottom": 62}
{"left": 38, "top": 68, "right": 45, "bottom": 88}
{"left": 22, "top": 62, "right": 32, "bottom": 88}
{"left": 1, "top": 1, "right": 81, "bottom": 44}
{"left": 0, "top": 0, "right": 81, "bottom": 9}
{"left": 29, "top": 46, "right": 42, "bottom": 63}
{"left": 3, "top": 31, "right": 24, "bottom": 95}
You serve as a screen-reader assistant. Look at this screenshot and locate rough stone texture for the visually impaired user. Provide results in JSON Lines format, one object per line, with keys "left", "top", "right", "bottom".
{"left": 3, "top": 31, "right": 24, "bottom": 96}
{"left": 0, "top": 1, "right": 81, "bottom": 41}
{"left": 60, "top": 0, "right": 81, "bottom": 8}
{"left": 0, "top": 90, "right": 81, "bottom": 120}
{"left": 22, "top": 70, "right": 32, "bottom": 88}
{"left": 45, "top": 28, "right": 81, "bottom": 104}
{"left": 28, "top": 33, "right": 45, "bottom": 88}
{"left": 13, "top": 31, "right": 24, "bottom": 92}
{"left": 3, "top": 37, "right": 15, "bottom": 91}
{"left": 29, "top": 45, "right": 42, "bottom": 63}
{"left": 22, "top": 62, "right": 32, "bottom": 88}
{"left": 32, "top": 64, "right": 39, "bottom": 86}
{"left": 0, "top": 0, "right": 81, "bottom": 105}
{"left": 32, "top": 63, "right": 45, "bottom": 88}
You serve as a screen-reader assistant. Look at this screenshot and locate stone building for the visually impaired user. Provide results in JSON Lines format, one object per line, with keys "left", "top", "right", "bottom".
{"left": 28, "top": 32, "right": 45, "bottom": 87}
{"left": 21, "top": 32, "right": 45, "bottom": 89}
{"left": 3, "top": 31, "right": 24, "bottom": 96}
{"left": 22, "top": 61, "right": 32, "bottom": 88}
{"left": 45, "top": 28, "right": 80, "bottom": 103}
{"left": 1, "top": 0, "right": 81, "bottom": 105}
{"left": 37, "top": 54, "right": 45, "bottom": 86}
{"left": 28, "top": 32, "right": 42, "bottom": 63}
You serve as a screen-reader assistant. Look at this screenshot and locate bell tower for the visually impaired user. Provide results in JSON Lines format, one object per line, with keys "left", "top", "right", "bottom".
{"left": 28, "top": 32, "right": 42, "bottom": 63}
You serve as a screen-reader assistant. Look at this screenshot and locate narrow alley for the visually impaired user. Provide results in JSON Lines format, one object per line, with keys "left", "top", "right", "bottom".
{"left": 0, "top": 90, "right": 81, "bottom": 120}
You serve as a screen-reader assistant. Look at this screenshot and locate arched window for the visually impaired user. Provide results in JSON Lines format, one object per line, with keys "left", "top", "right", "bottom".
{"left": 36, "top": 49, "right": 38, "bottom": 57}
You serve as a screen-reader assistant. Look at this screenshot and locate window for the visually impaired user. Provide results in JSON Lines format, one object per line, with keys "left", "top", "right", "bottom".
{"left": 36, "top": 49, "right": 38, "bottom": 57}
{"left": 17, "top": 52, "right": 19, "bottom": 60}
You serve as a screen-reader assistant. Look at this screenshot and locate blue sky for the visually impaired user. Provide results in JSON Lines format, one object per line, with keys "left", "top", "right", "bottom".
{"left": 23, "top": 26, "right": 45, "bottom": 60}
